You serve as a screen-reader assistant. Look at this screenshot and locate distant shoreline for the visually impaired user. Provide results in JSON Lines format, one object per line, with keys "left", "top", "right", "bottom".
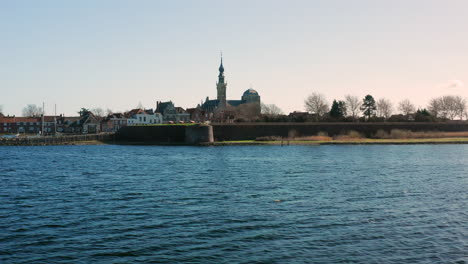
{"left": 3, "top": 139, "right": 468, "bottom": 147}
{"left": 213, "top": 137, "right": 468, "bottom": 146}
{"left": 67, "top": 137, "right": 468, "bottom": 146}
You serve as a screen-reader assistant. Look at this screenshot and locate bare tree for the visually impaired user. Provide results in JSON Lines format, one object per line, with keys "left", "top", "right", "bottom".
{"left": 428, "top": 97, "right": 442, "bottom": 118}
{"left": 304, "top": 92, "right": 329, "bottom": 121}
{"left": 22, "top": 104, "right": 43, "bottom": 117}
{"left": 136, "top": 102, "right": 144, "bottom": 109}
{"left": 261, "top": 103, "right": 284, "bottom": 116}
{"left": 453, "top": 95, "right": 467, "bottom": 120}
{"left": 440, "top": 96, "right": 457, "bottom": 120}
{"left": 105, "top": 108, "right": 113, "bottom": 116}
{"left": 232, "top": 103, "right": 260, "bottom": 122}
{"left": 91, "top": 107, "right": 105, "bottom": 118}
{"left": 429, "top": 95, "right": 462, "bottom": 120}
{"left": 376, "top": 98, "right": 393, "bottom": 120}
{"left": 398, "top": 99, "right": 416, "bottom": 117}
{"left": 344, "top": 95, "right": 360, "bottom": 120}
{"left": 0, "top": 105, "right": 3, "bottom": 114}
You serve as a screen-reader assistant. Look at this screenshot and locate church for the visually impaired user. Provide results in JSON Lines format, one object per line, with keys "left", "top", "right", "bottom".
{"left": 199, "top": 57, "right": 261, "bottom": 120}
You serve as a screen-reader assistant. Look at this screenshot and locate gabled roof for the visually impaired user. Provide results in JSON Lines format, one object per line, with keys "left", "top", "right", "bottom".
{"left": 201, "top": 99, "right": 219, "bottom": 111}
{"left": 125, "top": 109, "right": 145, "bottom": 118}
{"left": 156, "top": 101, "right": 174, "bottom": 113}
{"left": 43, "top": 116, "right": 59, "bottom": 122}
{"left": 175, "top": 107, "right": 186, "bottom": 113}
{"left": 111, "top": 113, "right": 125, "bottom": 118}
{"left": 69, "top": 113, "right": 99, "bottom": 127}
{"left": 62, "top": 116, "right": 81, "bottom": 122}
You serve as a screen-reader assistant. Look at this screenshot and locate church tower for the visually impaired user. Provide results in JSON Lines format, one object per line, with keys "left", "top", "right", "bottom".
{"left": 216, "top": 56, "right": 227, "bottom": 108}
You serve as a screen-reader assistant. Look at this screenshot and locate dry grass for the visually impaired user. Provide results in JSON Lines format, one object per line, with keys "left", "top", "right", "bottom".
{"left": 373, "top": 129, "right": 468, "bottom": 139}
{"left": 333, "top": 130, "right": 363, "bottom": 141}
{"left": 291, "top": 131, "right": 332, "bottom": 141}
{"left": 255, "top": 130, "right": 468, "bottom": 142}
{"left": 293, "top": 135, "right": 333, "bottom": 141}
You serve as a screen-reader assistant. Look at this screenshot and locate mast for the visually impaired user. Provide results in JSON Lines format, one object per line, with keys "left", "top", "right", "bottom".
{"left": 42, "top": 102, "right": 45, "bottom": 136}
{"left": 54, "top": 104, "right": 57, "bottom": 135}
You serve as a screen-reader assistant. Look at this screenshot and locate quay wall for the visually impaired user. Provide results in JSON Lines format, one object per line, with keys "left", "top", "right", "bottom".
{"left": 212, "top": 122, "right": 468, "bottom": 141}
{"left": 185, "top": 125, "right": 214, "bottom": 144}
{"left": 115, "top": 122, "right": 468, "bottom": 143}
{"left": 116, "top": 125, "right": 186, "bottom": 143}
{"left": 0, "top": 133, "right": 114, "bottom": 146}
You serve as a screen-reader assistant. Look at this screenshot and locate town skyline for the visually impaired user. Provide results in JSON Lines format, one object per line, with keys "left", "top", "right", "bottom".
{"left": 1, "top": 0, "right": 467, "bottom": 116}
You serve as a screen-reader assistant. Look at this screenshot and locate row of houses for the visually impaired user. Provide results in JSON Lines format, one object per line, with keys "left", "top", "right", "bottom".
{"left": 0, "top": 113, "right": 100, "bottom": 135}
{"left": 101, "top": 102, "right": 192, "bottom": 132}
{"left": 0, "top": 101, "right": 195, "bottom": 135}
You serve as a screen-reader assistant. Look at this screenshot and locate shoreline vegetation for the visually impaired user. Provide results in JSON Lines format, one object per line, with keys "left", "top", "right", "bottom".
{"left": 4, "top": 130, "right": 468, "bottom": 146}
{"left": 216, "top": 137, "right": 468, "bottom": 146}
{"left": 221, "top": 130, "right": 468, "bottom": 145}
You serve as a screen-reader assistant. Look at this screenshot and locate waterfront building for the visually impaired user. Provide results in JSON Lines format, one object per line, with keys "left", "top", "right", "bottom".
{"left": 0, "top": 116, "right": 41, "bottom": 134}
{"left": 101, "top": 113, "right": 127, "bottom": 132}
{"left": 126, "top": 109, "right": 163, "bottom": 125}
{"left": 155, "top": 101, "right": 190, "bottom": 123}
{"left": 56, "top": 116, "right": 81, "bottom": 133}
{"left": 69, "top": 112, "right": 101, "bottom": 134}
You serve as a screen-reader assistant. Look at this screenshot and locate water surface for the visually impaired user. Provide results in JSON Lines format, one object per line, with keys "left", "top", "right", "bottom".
{"left": 1, "top": 145, "right": 466, "bottom": 263}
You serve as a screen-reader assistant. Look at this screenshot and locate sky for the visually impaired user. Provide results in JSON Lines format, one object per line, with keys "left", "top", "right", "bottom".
{"left": 1, "top": 0, "right": 467, "bottom": 116}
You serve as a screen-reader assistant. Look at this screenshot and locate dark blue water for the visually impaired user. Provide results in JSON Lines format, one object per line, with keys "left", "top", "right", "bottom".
{"left": 0, "top": 145, "right": 466, "bottom": 263}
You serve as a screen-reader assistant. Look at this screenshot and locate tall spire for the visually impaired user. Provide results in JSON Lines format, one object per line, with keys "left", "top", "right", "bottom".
{"left": 219, "top": 52, "right": 224, "bottom": 73}
{"left": 216, "top": 53, "right": 227, "bottom": 108}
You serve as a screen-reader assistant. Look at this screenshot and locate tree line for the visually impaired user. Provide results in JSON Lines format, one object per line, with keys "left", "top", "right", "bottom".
{"left": 303, "top": 93, "right": 467, "bottom": 122}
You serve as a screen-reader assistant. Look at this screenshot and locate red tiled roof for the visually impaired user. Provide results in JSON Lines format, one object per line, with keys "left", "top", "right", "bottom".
{"left": 0, "top": 117, "right": 40, "bottom": 123}
{"left": 43, "top": 116, "right": 60, "bottom": 122}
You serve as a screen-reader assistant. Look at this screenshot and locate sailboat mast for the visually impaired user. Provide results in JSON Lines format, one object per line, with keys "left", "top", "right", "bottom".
{"left": 42, "top": 102, "right": 45, "bottom": 136}
{"left": 54, "top": 104, "right": 57, "bottom": 135}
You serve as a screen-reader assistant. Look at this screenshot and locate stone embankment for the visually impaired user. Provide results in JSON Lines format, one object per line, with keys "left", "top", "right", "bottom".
{"left": 116, "top": 124, "right": 214, "bottom": 145}
{"left": 116, "top": 122, "right": 468, "bottom": 144}
{"left": 0, "top": 133, "right": 115, "bottom": 146}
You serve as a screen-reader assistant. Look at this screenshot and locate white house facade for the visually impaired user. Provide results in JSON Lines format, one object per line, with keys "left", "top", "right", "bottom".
{"left": 127, "top": 112, "right": 163, "bottom": 125}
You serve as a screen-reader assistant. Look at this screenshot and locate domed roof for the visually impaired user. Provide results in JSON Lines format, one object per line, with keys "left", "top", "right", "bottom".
{"left": 243, "top": 88, "right": 258, "bottom": 96}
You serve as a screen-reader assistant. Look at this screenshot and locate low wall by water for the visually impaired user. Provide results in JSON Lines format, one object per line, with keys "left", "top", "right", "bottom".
{"left": 117, "top": 125, "right": 214, "bottom": 145}
{"left": 116, "top": 125, "right": 186, "bottom": 143}
{"left": 0, "top": 133, "right": 115, "bottom": 146}
{"left": 115, "top": 122, "right": 468, "bottom": 144}
{"left": 185, "top": 125, "right": 214, "bottom": 144}
{"left": 212, "top": 122, "right": 468, "bottom": 141}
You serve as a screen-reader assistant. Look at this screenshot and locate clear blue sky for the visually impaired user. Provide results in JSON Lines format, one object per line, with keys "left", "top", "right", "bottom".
{"left": 1, "top": 0, "right": 467, "bottom": 116}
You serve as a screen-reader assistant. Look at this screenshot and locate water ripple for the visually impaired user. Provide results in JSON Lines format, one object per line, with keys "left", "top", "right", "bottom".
{"left": 0, "top": 145, "right": 467, "bottom": 263}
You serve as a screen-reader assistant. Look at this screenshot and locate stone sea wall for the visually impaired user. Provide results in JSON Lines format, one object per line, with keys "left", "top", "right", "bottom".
{"left": 0, "top": 133, "right": 114, "bottom": 146}
{"left": 115, "top": 122, "right": 468, "bottom": 143}
{"left": 116, "top": 125, "right": 186, "bottom": 143}
{"left": 212, "top": 122, "right": 468, "bottom": 141}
